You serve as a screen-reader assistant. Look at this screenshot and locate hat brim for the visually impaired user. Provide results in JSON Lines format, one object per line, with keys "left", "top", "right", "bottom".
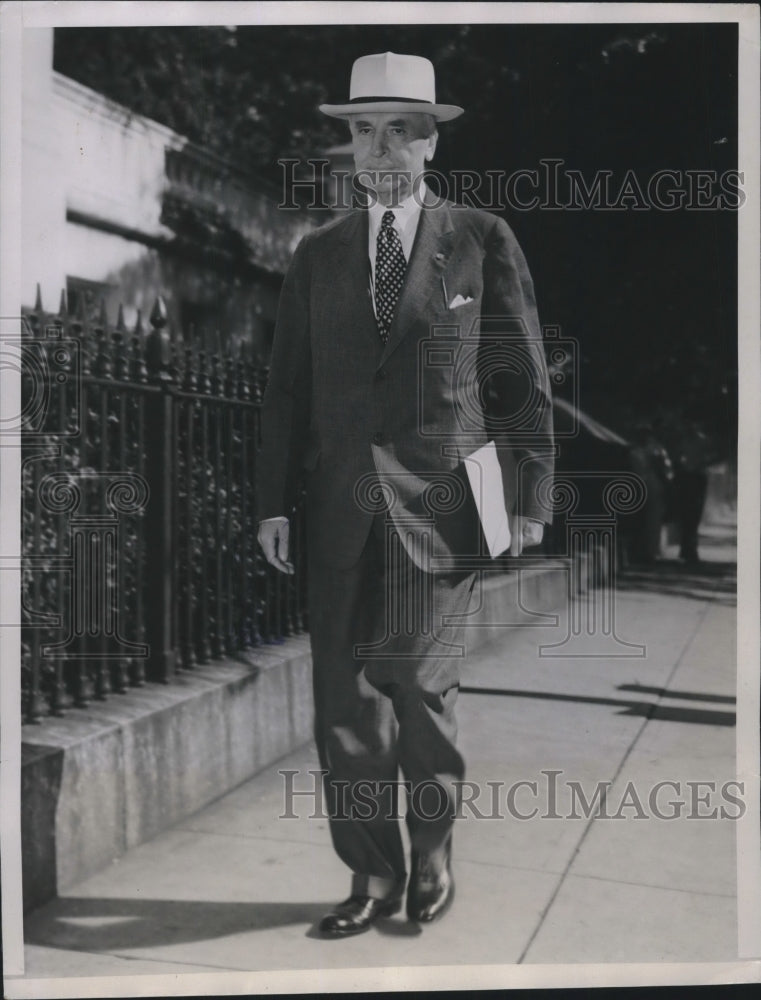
{"left": 319, "top": 101, "right": 464, "bottom": 122}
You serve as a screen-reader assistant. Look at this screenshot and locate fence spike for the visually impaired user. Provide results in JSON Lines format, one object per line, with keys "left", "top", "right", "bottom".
{"left": 116, "top": 303, "right": 126, "bottom": 332}
{"left": 183, "top": 339, "right": 198, "bottom": 392}
{"left": 213, "top": 329, "right": 222, "bottom": 356}
{"left": 98, "top": 298, "right": 109, "bottom": 328}
{"left": 236, "top": 340, "right": 250, "bottom": 402}
{"left": 197, "top": 332, "right": 211, "bottom": 393}
{"left": 95, "top": 302, "right": 112, "bottom": 376}
{"left": 150, "top": 295, "right": 168, "bottom": 330}
{"left": 58, "top": 289, "right": 68, "bottom": 317}
{"left": 113, "top": 319, "right": 128, "bottom": 380}
{"left": 130, "top": 311, "right": 149, "bottom": 383}
{"left": 34, "top": 283, "right": 43, "bottom": 312}
{"left": 133, "top": 308, "right": 144, "bottom": 337}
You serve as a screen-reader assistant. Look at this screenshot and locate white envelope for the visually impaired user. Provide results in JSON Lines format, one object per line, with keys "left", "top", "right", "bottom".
{"left": 448, "top": 294, "right": 474, "bottom": 309}
{"left": 462, "top": 441, "right": 511, "bottom": 558}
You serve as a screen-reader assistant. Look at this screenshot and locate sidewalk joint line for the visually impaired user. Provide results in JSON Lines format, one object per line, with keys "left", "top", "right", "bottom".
{"left": 175, "top": 827, "right": 333, "bottom": 849}
{"left": 516, "top": 595, "right": 716, "bottom": 964}
{"left": 562, "top": 870, "right": 736, "bottom": 899}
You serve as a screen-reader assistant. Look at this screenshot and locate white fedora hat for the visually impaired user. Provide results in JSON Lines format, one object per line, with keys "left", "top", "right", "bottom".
{"left": 319, "top": 52, "right": 464, "bottom": 122}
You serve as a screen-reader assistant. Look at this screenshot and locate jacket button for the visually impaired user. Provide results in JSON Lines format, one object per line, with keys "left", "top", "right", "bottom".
{"left": 376, "top": 368, "right": 387, "bottom": 380}
{"left": 372, "top": 432, "right": 384, "bottom": 446}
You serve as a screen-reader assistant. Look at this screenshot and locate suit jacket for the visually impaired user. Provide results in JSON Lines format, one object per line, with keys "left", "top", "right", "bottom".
{"left": 258, "top": 189, "right": 554, "bottom": 570}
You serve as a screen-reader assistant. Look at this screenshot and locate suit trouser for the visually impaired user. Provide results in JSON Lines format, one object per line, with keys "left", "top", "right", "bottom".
{"left": 308, "top": 514, "right": 476, "bottom": 899}
{"left": 674, "top": 470, "right": 708, "bottom": 560}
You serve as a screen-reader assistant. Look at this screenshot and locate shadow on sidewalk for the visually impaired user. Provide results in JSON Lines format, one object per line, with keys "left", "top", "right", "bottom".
{"left": 460, "top": 686, "right": 735, "bottom": 726}
{"left": 617, "top": 683, "right": 735, "bottom": 705}
{"left": 25, "top": 895, "right": 423, "bottom": 950}
{"left": 24, "top": 896, "right": 329, "bottom": 951}
{"left": 617, "top": 558, "right": 736, "bottom": 605}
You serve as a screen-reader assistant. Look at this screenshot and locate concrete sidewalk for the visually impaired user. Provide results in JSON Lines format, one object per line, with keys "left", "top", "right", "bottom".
{"left": 19, "top": 523, "right": 740, "bottom": 979}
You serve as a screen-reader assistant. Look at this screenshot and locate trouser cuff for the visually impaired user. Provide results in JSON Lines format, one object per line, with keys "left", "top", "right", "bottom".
{"left": 351, "top": 873, "right": 405, "bottom": 900}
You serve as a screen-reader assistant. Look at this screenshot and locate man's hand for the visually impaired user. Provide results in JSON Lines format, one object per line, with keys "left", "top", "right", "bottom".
{"left": 510, "top": 516, "right": 544, "bottom": 557}
{"left": 257, "top": 516, "right": 295, "bottom": 575}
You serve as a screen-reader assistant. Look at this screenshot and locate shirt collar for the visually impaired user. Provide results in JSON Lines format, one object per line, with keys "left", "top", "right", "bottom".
{"left": 368, "top": 180, "right": 426, "bottom": 237}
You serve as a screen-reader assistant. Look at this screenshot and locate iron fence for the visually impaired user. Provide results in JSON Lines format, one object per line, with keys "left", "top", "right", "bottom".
{"left": 20, "top": 287, "right": 307, "bottom": 724}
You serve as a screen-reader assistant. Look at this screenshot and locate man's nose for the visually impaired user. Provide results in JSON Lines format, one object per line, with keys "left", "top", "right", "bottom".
{"left": 370, "top": 132, "right": 387, "bottom": 157}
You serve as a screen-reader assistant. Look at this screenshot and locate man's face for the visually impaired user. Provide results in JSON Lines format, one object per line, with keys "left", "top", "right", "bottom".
{"left": 348, "top": 112, "right": 437, "bottom": 205}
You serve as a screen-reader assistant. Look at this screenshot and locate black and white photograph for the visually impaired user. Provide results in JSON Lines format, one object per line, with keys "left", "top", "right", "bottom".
{"left": 1, "top": 2, "right": 759, "bottom": 996}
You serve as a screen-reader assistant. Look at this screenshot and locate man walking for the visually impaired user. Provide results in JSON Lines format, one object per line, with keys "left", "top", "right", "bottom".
{"left": 258, "top": 52, "right": 554, "bottom": 937}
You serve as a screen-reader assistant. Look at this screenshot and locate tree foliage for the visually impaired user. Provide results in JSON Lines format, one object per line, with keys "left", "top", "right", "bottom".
{"left": 54, "top": 23, "right": 738, "bottom": 453}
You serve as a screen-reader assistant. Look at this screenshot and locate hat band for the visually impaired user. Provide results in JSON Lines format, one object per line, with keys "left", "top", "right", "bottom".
{"left": 348, "top": 95, "right": 433, "bottom": 104}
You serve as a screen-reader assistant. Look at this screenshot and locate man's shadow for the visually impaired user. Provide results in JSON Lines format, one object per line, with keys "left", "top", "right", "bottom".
{"left": 25, "top": 895, "right": 421, "bottom": 950}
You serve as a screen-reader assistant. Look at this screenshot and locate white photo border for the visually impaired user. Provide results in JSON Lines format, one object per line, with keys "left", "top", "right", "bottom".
{"left": 2, "top": 2, "right": 759, "bottom": 995}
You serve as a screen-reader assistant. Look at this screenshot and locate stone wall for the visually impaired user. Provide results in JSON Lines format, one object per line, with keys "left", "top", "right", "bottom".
{"left": 21, "top": 567, "right": 571, "bottom": 913}
{"left": 23, "top": 29, "right": 319, "bottom": 357}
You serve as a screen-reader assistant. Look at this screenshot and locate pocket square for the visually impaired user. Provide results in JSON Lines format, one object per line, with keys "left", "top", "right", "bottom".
{"left": 448, "top": 294, "right": 474, "bottom": 309}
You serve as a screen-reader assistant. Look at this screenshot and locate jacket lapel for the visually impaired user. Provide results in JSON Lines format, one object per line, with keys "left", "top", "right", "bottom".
{"left": 329, "top": 209, "right": 379, "bottom": 349}
{"left": 380, "top": 194, "right": 455, "bottom": 365}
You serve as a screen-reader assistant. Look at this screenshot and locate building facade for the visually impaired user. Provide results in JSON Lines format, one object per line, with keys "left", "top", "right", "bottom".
{"left": 22, "top": 28, "right": 320, "bottom": 358}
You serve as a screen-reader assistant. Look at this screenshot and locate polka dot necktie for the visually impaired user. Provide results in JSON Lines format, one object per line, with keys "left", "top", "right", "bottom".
{"left": 374, "top": 210, "right": 407, "bottom": 343}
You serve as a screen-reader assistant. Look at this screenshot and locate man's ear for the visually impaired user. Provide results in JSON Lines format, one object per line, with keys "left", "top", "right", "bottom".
{"left": 425, "top": 131, "right": 439, "bottom": 162}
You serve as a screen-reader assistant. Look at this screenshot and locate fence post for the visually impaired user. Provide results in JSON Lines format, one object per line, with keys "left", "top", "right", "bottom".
{"left": 144, "top": 296, "right": 177, "bottom": 682}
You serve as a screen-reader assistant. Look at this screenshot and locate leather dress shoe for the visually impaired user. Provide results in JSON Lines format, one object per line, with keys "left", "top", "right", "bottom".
{"left": 319, "top": 894, "right": 402, "bottom": 938}
{"left": 406, "top": 843, "right": 454, "bottom": 923}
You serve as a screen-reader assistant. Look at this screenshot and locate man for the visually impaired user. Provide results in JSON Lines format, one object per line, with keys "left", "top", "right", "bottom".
{"left": 258, "top": 52, "right": 553, "bottom": 937}
{"left": 660, "top": 413, "right": 713, "bottom": 565}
